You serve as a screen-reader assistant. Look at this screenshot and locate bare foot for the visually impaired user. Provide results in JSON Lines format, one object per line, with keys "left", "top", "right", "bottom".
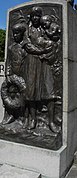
{"left": 2, "top": 115, "right": 15, "bottom": 125}
{"left": 49, "top": 122, "right": 61, "bottom": 133}
{"left": 23, "top": 118, "right": 29, "bottom": 128}
{"left": 28, "top": 119, "right": 37, "bottom": 130}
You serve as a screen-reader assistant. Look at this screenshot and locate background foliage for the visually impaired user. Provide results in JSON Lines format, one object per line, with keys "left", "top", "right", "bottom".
{"left": 0, "top": 29, "right": 6, "bottom": 62}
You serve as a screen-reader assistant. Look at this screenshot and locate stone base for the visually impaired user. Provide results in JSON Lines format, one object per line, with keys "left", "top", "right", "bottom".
{"left": 0, "top": 139, "right": 67, "bottom": 178}
{"left": 0, "top": 164, "right": 41, "bottom": 178}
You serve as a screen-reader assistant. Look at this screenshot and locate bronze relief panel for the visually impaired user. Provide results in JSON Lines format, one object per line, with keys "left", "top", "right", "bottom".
{"left": 1, "top": 3, "right": 63, "bottom": 150}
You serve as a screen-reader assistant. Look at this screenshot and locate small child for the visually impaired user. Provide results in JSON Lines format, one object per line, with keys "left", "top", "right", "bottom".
{"left": 4, "top": 23, "right": 28, "bottom": 126}
{"left": 40, "top": 15, "right": 61, "bottom": 42}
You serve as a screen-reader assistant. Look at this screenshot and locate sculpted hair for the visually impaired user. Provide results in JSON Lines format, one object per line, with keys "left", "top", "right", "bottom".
{"left": 12, "top": 23, "right": 26, "bottom": 33}
{"left": 30, "top": 6, "right": 43, "bottom": 18}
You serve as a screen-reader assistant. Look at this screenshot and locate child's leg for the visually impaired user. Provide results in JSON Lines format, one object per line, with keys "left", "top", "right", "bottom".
{"left": 28, "top": 101, "right": 37, "bottom": 130}
{"left": 23, "top": 106, "right": 29, "bottom": 128}
{"left": 47, "top": 100, "right": 60, "bottom": 133}
{"left": 2, "top": 110, "right": 15, "bottom": 125}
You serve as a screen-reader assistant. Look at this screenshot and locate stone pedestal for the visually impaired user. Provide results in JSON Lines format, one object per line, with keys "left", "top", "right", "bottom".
{"left": 0, "top": 1, "right": 77, "bottom": 178}
{"left": 0, "top": 140, "right": 66, "bottom": 178}
{"left": 0, "top": 164, "right": 41, "bottom": 178}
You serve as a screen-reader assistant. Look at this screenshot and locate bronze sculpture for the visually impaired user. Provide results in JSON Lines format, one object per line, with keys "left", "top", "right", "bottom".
{"left": 1, "top": 5, "right": 62, "bottom": 150}
{"left": 22, "top": 7, "right": 61, "bottom": 132}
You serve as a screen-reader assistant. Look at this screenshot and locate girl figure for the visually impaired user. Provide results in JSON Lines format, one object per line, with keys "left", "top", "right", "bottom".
{"left": 24, "top": 7, "right": 60, "bottom": 133}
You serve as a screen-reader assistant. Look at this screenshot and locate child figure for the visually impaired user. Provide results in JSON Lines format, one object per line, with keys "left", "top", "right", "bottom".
{"left": 6, "top": 23, "right": 26, "bottom": 77}
{"left": 39, "top": 15, "right": 61, "bottom": 133}
{"left": 24, "top": 7, "right": 55, "bottom": 130}
{"left": 38, "top": 14, "right": 61, "bottom": 65}
{"left": 40, "top": 15, "right": 61, "bottom": 42}
{"left": 4, "top": 23, "right": 28, "bottom": 125}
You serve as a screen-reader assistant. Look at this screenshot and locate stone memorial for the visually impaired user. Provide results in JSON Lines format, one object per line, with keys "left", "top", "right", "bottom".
{"left": 0, "top": 0, "right": 77, "bottom": 178}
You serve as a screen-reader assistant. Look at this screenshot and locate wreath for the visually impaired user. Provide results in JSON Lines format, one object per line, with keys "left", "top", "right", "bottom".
{"left": 1, "top": 74, "right": 26, "bottom": 111}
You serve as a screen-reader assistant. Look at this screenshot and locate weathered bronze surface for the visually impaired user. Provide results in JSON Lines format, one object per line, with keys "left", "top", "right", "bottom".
{"left": 0, "top": 3, "right": 63, "bottom": 150}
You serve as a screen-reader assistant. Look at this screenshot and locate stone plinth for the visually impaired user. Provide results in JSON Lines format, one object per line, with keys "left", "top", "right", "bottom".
{"left": 0, "top": 140, "right": 66, "bottom": 178}
{"left": 0, "top": 164, "right": 41, "bottom": 178}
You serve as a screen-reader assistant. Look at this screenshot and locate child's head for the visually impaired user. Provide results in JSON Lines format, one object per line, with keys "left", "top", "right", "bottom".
{"left": 40, "top": 15, "right": 51, "bottom": 29}
{"left": 12, "top": 23, "right": 26, "bottom": 43}
{"left": 30, "top": 6, "right": 43, "bottom": 27}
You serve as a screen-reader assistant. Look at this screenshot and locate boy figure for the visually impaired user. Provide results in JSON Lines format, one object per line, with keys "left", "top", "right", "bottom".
{"left": 6, "top": 23, "right": 26, "bottom": 77}
{"left": 3, "top": 23, "right": 27, "bottom": 125}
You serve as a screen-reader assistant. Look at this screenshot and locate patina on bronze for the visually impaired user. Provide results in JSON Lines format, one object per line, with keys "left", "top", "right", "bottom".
{"left": 0, "top": 3, "right": 63, "bottom": 150}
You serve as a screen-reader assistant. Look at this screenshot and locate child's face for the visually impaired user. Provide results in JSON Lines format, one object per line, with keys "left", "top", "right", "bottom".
{"left": 13, "top": 28, "right": 23, "bottom": 43}
{"left": 31, "top": 10, "right": 40, "bottom": 27}
{"left": 42, "top": 19, "right": 51, "bottom": 29}
{"left": 31, "top": 14, "right": 40, "bottom": 27}
{"left": 30, "top": 7, "right": 42, "bottom": 28}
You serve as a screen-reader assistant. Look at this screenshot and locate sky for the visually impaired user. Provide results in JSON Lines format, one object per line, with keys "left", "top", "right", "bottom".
{"left": 0, "top": 0, "right": 31, "bottom": 29}
{"left": 0, "top": 0, "right": 77, "bottom": 29}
